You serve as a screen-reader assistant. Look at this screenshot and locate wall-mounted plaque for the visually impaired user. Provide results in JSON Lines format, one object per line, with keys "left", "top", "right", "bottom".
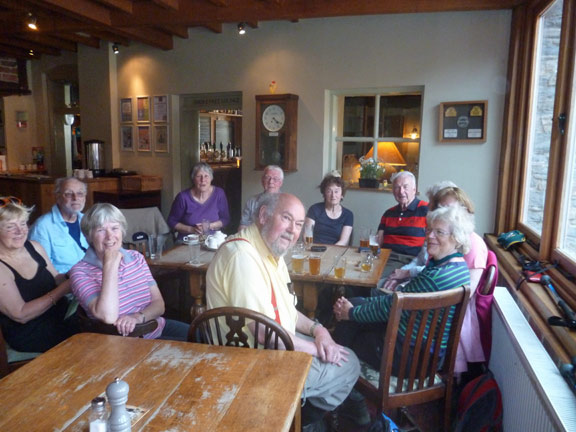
{"left": 439, "top": 100, "right": 487, "bottom": 143}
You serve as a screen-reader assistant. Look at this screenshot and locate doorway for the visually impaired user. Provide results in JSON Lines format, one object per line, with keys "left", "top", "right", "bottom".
{"left": 179, "top": 92, "right": 243, "bottom": 233}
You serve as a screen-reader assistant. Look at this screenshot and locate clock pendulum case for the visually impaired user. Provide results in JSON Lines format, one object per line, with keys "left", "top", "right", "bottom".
{"left": 255, "top": 94, "right": 298, "bottom": 171}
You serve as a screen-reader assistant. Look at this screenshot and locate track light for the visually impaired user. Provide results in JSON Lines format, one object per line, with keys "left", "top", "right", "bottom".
{"left": 237, "top": 22, "right": 246, "bottom": 35}
{"left": 27, "top": 13, "right": 38, "bottom": 31}
{"left": 112, "top": 43, "right": 119, "bottom": 54}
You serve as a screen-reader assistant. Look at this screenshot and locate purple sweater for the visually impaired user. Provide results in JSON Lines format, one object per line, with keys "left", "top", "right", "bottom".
{"left": 168, "top": 187, "right": 230, "bottom": 240}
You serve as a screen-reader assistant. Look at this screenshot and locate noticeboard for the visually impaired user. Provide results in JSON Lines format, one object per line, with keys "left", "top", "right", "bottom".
{"left": 439, "top": 100, "right": 487, "bottom": 143}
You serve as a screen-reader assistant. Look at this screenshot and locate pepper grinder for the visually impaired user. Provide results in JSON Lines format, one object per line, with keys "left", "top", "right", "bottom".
{"left": 106, "top": 377, "right": 131, "bottom": 432}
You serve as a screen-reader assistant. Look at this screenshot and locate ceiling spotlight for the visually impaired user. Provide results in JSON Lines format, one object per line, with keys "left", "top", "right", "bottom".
{"left": 237, "top": 22, "right": 246, "bottom": 35}
{"left": 112, "top": 43, "right": 119, "bottom": 54}
{"left": 27, "top": 13, "right": 38, "bottom": 31}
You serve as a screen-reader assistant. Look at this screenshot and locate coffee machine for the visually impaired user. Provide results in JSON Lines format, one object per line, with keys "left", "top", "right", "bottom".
{"left": 84, "top": 140, "right": 105, "bottom": 177}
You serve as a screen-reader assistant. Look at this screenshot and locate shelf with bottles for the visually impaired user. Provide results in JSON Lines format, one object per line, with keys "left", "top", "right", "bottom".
{"left": 201, "top": 109, "right": 243, "bottom": 118}
{"left": 199, "top": 141, "right": 241, "bottom": 165}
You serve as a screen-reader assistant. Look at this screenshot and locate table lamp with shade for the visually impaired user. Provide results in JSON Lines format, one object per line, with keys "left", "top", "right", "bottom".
{"left": 364, "top": 141, "right": 407, "bottom": 180}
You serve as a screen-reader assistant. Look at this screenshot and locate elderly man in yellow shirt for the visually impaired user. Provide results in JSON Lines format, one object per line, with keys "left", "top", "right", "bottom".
{"left": 207, "top": 193, "right": 361, "bottom": 432}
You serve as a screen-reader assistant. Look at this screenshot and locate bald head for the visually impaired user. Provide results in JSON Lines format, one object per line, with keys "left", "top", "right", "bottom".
{"left": 258, "top": 193, "right": 305, "bottom": 257}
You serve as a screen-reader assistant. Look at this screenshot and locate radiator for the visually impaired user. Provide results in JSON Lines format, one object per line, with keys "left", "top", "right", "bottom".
{"left": 490, "top": 287, "right": 576, "bottom": 432}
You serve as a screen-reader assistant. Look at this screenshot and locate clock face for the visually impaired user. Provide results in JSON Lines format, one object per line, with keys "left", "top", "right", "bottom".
{"left": 262, "top": 104, "right": 286, "bottom": 132}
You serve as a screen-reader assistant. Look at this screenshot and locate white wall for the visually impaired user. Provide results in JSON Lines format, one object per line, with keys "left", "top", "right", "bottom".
{"left": 98, "top": 11, "right": 509, "bottom": 236}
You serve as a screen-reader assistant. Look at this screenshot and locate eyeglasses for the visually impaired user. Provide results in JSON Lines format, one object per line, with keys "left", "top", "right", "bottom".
{"left": 0, "top": 196, "right": 22, "bottom": 208}
{"left": 263, "top": 176, "right": 282, "bottom": 183}
{"left": 425, "top": 228, "right": 451, "bottom": 237}
{"left": 62, "top": 191, "right": 86, "bottom": 199}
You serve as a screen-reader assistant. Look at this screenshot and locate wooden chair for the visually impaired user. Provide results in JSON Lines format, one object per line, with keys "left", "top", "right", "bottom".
{"left": 123, "top": 231, "right": 150, "bottom": 257}
{"left": 76, "top": 306, "right": 158, "bottom": 338}
{"left": 189, "top": 306, "right": 294, "bottom": 351}
{"left": 355, "top": 285, "right": 471, "bottom": 432}
{"left": 0, "top": 327, "right": 40, "bottom": 379}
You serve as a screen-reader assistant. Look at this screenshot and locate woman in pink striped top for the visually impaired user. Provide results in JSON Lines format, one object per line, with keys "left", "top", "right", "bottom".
{"left": 70, "top": 203, "right": 188, "bottom": 340}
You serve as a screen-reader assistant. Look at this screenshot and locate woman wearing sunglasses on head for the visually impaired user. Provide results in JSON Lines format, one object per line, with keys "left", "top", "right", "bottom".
{"left": 0, "top": 197, "right": 78, "bottom": 353}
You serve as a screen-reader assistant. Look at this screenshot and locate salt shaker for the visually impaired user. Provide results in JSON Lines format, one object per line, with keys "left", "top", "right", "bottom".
{"left": 89, "top": 396, "right": 108, "bottom": 432}
{"left": 106, "top": 377, "right": 131, "bottom": 432}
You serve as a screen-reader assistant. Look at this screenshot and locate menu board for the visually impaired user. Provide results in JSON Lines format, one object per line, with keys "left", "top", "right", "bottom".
{"left": 439, "top": 101, "right": 487, "bottom": 143}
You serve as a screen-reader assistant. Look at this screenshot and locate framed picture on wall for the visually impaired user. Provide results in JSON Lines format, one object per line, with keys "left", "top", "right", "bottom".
{"left": 137, "top": 125, "right": 151, "bottom": 151}
{"left": 153, "top": 125, "right": 169, "bottom": 153}
{"left": 137, "top": 96, "right": 150, "bottom": 122}
{"left": 120, "top": 98, "right": 132, "bottom": 123}
{"left": 439, "top": 100, "right": 487, "bottom": 143}
{"left": 121, "top": 125, "right": 134, "bottom": 151}
{"left": 153, "top": 95, "right": 169, "bottom": 123}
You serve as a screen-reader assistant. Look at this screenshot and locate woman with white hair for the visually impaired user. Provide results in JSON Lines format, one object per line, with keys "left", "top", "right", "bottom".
{"left": 168, "top": 162, "right": 230, "bottom": 241}
{"left": 332, "top": 205, "right": 473, "bottom": 370}
{"left": 70, "top": 203, "right": 189, "bottom": 340}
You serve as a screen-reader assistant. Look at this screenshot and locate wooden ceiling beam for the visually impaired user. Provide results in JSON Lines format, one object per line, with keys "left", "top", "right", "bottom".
{"left": 55, "top": 32, "right": 101, "bottom": 49}
{"left": 95, "top": 0, "right": 133, "bottom": 14}
{"left": 26, "top": 0, "right": 113, "bottom": 26}
{"left": 158, "top": 24, "right": 189, "bottom": 39}
{"left": 200, "top": 22, "right": 223, "bottom": 33}
{"left": 150, "top": 0, "right": 180, "bottom": 10}
{"left": 0, "top": 44, "right": 42, "bottom": 59}
{"left": 15, "top": 32, "right": 78, "bottom": 51}
{"left": 116, "top": 0, "right": 522, "bottom": 28}
{"left": 0, "top": 37, "right": 62, "bottom": 55}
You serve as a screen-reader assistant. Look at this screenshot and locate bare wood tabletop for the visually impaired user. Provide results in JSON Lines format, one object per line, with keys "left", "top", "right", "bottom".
{"left": 149, "top": 243, "right": 390, "bottom": 319}
{"left": 0, "top": 333, "right": 311, "bottom": 432}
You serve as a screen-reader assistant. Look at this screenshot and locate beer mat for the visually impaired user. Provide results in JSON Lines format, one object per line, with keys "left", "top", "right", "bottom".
{"left": 357, "top": 246, "right": 371, "bottom": 252}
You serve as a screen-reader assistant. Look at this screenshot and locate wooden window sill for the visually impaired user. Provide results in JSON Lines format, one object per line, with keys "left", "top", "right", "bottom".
{"left": 485, "top": 234, "right": 576, "bottom": 366}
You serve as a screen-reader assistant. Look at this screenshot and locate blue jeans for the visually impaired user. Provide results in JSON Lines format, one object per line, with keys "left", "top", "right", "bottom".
{"left": 159, "top": 319, "right": 190, "bottom": 341}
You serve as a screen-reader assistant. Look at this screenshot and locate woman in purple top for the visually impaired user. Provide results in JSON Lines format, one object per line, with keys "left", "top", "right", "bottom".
{"left": 168, "top": 162, "right": 231, "bottom": 241}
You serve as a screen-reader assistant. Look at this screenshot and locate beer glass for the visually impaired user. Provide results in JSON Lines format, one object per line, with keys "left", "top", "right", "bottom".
{"left": 309, "top": 254, "right": 321, "bottom": 276}
{"left": 334, "top": 256, "right": 347, "bottom": 279}
{"left": 291, "top": 242, "right": 306, "bottom": 274}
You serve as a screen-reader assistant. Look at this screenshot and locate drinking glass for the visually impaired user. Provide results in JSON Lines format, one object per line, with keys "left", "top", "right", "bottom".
{"left": 360, "top": 251, "right": 374, "bottom": 272}
{"left": 304, "top": 225, "right": 314, "bottom": 247}
{"left": 188, "top": 243, "right": 200, "bottom": 265}
{"left": 201, "top": 219, "right": 211, "bottom": 235}
{"left": 359, "top": 227, "right": 371, "bottom": 248}
{"left": 334, "top": 256, "right": 347, "bottom": 279}
{"left": 291, "top": 242, "right": 306, "bottom": 274}
{"left": 369, "top": 234, "right": 379, "bottom": 257}
{"left": 309, "top": 254, "right": 322, "bottom": 276}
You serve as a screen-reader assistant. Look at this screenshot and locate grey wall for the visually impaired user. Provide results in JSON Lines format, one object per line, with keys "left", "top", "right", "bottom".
{"left": 81, "top": 11, "right": 511, "bottom": 237}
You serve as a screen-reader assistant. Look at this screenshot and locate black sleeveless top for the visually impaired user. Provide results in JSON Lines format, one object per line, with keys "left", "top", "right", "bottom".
{"left": 0, "top": 241, "right": 75, "bottom": 352}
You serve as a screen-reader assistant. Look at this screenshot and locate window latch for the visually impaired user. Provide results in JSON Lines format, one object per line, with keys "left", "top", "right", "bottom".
{"left": 559, "top": 113, "right": 566, "bottom": 135}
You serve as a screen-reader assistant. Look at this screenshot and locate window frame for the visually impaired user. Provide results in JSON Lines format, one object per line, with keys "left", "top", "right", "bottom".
{"left": 495, "top": 0, "right": 576, "bottom": 363}
{"left": 326, "top": 86, "right": 423, "bottom": 190}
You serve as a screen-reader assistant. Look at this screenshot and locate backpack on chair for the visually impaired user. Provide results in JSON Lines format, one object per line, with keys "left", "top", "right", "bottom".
{"left": 454, "top": 370, "right": 503, "bottom": 432}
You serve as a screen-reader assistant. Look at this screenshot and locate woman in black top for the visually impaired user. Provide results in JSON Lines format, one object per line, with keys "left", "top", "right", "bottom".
{"left": 0, "top": 197, "right": 77, "bottom": 352}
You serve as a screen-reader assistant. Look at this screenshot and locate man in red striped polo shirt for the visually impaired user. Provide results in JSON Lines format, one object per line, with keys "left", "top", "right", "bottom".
{"left": 376, "top": 171, "right": 429, "bottom": 283}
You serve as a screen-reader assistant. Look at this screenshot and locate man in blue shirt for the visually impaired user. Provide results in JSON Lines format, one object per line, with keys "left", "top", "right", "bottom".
{"left": 29, "top": 177, "right": 89, "bottom": 274}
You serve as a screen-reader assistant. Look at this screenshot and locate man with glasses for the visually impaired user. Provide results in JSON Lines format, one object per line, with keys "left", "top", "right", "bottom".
{"left": 207, "top": 193, "right": 360, "bottom": 432}
{"left": 238, "top": 165, "right": 284, "bottom": 231}
{"left": 29, "top": 177, "right": 89, "bottom": 273}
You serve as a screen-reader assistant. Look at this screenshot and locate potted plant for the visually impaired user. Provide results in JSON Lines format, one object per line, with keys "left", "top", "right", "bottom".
{"left": 358, "top": 157, "right": 386, "bottom": 188}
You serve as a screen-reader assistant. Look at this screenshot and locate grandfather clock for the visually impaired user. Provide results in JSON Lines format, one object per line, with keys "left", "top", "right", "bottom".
{"left": 255, "top": 94, "right": 298, "bottom": 171}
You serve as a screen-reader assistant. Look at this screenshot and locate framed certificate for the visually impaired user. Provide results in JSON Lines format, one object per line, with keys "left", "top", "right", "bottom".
{"left": 153, "top": 95, "right": 169, "bottom": 123}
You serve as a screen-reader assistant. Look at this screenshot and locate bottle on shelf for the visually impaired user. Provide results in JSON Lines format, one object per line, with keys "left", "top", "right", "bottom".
{"left": 227, "top": 142, "right": 233, "bottom": 160}
{"left": 207, "top": 142, "right": 214, "bottom": 162}
{"left": 220, "top": 142, "right": 225, "bottom": 161}
{"left": 200, "top": 142, "right": 207, "bottom": 162}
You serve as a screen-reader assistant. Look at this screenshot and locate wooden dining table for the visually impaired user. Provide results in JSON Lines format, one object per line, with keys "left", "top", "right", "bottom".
{"left": 0, "top": 333, "right": 312, "bottom": 431}
{"left": 148, "top": 242, "right": 390, "bottom": 319}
